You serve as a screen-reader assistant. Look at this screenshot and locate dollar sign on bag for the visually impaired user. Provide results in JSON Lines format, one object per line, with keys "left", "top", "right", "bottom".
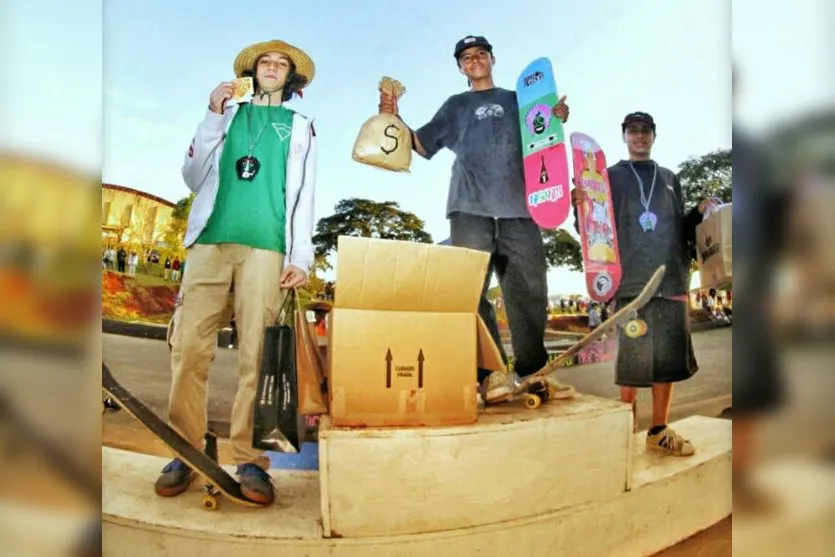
{"left": 381, "top": 124, "right": 400, "bottom": 155}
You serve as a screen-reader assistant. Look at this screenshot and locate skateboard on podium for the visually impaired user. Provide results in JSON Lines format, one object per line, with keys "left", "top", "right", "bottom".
{"left": 488, "top": 265, "right": 664, "bottom": 409}
{"left": 570, "top": 132, "right": 622, "bottom": 301}
{"left": 516, "top": 57, "right": 571, "bottom": 229}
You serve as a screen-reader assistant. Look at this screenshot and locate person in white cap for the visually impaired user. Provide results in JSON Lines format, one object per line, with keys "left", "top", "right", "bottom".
{"left": 156, "top": 39, "right": 317, "bottom": 506}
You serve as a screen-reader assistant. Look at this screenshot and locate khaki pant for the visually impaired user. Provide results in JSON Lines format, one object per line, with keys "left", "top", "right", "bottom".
{"left": 168, "top": 244, "right": 284, "bottom": 470}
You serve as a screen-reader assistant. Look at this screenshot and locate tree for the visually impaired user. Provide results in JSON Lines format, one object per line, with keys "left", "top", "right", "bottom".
{"left": 542, "top": 228, "right": 583, "bottom": 272}
{"left": 676, "top": 149, "right": 732, "bottom": 211}
{"left": 162, "top": 193, "right": 195, "bottom": 260}
{"left": 313, "top": 198, "right": 433, "bottom": 258}
{"left": 306, "top": 254, "right": 333, "bottom": 297}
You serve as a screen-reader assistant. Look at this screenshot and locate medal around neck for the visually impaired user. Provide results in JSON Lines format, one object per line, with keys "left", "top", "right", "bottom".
{"left": 629, "top": 161, "right": 659, "bottom": 232}
{"left": 236, "top": 101, "right": 273, "bottom": 181}
{"left": 236, "top": 155, "right": 260, "bottom": 181}
{"left": 639, "top": 211, "right": 657, "bottom": 231}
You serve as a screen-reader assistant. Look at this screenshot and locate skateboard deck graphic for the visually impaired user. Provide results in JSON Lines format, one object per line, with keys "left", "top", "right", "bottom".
{"left": 101, "top": 362, "right": 263, "bottom": 509}
{"left": 516, "top": 57, "right": 570, "bottom": 229}
{"left": 489, "top": 264, "right": 666, "bottom": 408}
{"left": 570, "top": 132, "right": 622, "bottom": 301}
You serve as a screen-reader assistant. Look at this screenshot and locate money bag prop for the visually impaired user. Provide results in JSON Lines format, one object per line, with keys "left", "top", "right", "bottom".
{"left": 352, "top": 77, "right": 412, "bottom": 172}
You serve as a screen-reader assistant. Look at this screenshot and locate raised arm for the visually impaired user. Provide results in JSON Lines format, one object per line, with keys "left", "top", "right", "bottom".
{"left": 379, "top": 90, "right": 449, "bottom": 160}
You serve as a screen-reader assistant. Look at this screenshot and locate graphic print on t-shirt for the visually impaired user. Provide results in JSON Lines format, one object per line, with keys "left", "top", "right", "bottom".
{"left": 474, "top": 103, "right": 505, "bottom": 120}
{"left": 273, "top": 123, "right": 292, "bottom": 142}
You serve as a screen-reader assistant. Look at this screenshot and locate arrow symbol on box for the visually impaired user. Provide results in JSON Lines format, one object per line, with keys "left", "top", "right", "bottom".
{"left": 385, "top": 349, "right": 393, "bottom": 389}
{"left": 417, "top": 349, "right": 424, "bottom": 388}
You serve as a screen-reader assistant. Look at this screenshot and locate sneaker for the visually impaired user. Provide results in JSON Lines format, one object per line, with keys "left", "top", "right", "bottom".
{"left": 237, "top": 463, "right": 274, "bottom": 505}
{"left": 646, "top": 426, "right": 696, "bottom": 457}
{"left": 482, "top": 370, "right": 514, "bottom": 403}
{"left": 154, "top": 458, "right": 195, "bottom": 497}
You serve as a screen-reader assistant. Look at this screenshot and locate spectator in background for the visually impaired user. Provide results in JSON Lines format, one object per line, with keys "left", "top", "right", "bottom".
{"left": 588, "top": 303, "right": 602, "bottom": 331}
{"left": 117, "top": 246, "right": 127, "bottom": 273}
{"left": 128, "top": 251, "right": 139, "bottom": 276}
{"left": 172, "top": 258, "right": 182, "bottom": 282}
{"left": 323, "top": 281, "right": 335, "bottom": 302}
{"left": 164, "top": 256, "right": 172, "bottom": 280}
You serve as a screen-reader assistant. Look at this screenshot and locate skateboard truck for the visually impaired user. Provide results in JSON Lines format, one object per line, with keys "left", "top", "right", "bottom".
{"left": 202, "top": 431, "right": 220, "bottom": 511}
{"left": 521, "top": 380, "right": 576, "bottom": 409}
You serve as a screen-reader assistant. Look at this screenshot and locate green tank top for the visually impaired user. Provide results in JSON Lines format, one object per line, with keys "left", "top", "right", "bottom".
{"left": 196, "top": 104, "right": 294, "bottom": 254}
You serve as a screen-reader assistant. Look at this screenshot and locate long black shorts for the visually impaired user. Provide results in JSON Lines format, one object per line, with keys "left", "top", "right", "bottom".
{"left": 615, "top": 297, "right": 698, "bottom": 387}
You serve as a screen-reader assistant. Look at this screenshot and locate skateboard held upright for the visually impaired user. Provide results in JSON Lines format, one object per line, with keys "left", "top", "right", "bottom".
{"left": 570, "top": 132, "right": 622, "bottom": 301}
{"left": 516, "top": 57, "right": 571, "bottom": 229}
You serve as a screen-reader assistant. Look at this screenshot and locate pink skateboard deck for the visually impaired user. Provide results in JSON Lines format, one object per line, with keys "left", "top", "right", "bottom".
{"left": 516, "top": 58, "right": 570, "bottom": 229}
{"left": 570, "top": 132, "right": 621, "bottom": 301}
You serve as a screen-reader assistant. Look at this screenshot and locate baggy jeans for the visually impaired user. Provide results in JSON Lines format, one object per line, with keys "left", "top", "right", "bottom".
{"left": 449, "top": 212, "right": 549, "bottom": 380}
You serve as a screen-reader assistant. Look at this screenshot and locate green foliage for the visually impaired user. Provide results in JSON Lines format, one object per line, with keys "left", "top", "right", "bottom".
{"left": 676, "top": 149, "right": 732, "bottom": 211}
{"left": 313, "top": 198, "right": 433, "bottom": 258}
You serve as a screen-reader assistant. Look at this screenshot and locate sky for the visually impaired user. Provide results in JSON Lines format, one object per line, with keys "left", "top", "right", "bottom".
{"left": 6, "top": 0, "right": 739, "bottom": 296}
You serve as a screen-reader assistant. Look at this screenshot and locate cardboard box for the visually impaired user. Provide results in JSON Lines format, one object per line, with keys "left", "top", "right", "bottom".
{"left": 696, "top": 203, "right": 732, "bottom": 289}
{"left": 328, "top": 236, "right": 504, "bottom": 427}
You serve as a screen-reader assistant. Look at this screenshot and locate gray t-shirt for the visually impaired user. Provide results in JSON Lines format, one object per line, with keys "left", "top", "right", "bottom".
{"left": 415, "top": 87, "right": 529, "bottom": 219}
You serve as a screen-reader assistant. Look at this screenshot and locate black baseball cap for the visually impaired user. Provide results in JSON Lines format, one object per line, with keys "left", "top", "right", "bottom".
{"left": 454, "top": 35, "right": 493, "bottom": 60}
{"left": 621, "top": 112, "right": 656, "bottom": 132}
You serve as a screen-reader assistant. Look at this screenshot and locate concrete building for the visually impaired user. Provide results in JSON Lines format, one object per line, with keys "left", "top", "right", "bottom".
{"left": 101, "top": 183, "right": 175, "bottom": 252}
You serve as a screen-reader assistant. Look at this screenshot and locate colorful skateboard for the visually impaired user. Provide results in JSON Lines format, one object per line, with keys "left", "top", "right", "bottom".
{"left": 516, "top": 57, "right": 571, "bottom": 229}
{"left": 570, "top": 132, "right": 622, "bottom": 301}
{"left": 101, "top": 362, "right": 264, "bottom": 510}
{"left": 488, "top": 264, "right": 665, "bottom": 409}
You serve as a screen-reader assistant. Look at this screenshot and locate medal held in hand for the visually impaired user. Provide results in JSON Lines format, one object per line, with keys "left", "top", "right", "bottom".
{"left": 236, "top": 155, "right": 260, "bottom": 181}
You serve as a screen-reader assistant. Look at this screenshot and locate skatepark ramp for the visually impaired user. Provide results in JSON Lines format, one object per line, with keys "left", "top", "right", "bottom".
{"left": 102, "top": 395, "right": 731, "bottom": 556}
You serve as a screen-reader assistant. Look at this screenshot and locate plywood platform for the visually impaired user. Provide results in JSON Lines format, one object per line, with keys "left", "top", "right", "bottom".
{"left": 102, "top": 407, "right": 732, "bottom": 557}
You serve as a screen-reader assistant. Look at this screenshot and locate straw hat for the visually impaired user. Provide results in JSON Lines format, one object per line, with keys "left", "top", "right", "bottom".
{"left": 233, "top": 39, "right": 315, "bottom": 87}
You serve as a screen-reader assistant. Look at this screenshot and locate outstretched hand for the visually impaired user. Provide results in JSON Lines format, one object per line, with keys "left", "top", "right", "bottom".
{"left": 552, "top": 95, "right": 570, "bottom": 123}
{"left": 698, "top": 197, "right": 723, "bottom": 215}
{"left": 570, "top": 178, "right": 586, "bottom": 207}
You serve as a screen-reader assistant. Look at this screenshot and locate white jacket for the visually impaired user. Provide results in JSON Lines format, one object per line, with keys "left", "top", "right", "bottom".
{"left": 181, "top": 100, "right": 317, "bottom": 272}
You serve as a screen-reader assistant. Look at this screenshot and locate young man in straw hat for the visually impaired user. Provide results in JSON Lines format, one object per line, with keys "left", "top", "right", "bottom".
{"left": 156, "top": 39, "right": 317, "bottom": 506}
{"left": 379, "top": 35, "right": 570, "bottom": 404}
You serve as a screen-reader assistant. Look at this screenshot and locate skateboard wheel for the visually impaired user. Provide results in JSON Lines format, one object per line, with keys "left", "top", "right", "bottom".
{"left": 624, "top": 319, "right": 648, "bottom": 338}
{"left": 524, "top": 394, "right": 541, "bottom": 409}
{"left": 202, "top": 494, "right": 219, "bottom": 511}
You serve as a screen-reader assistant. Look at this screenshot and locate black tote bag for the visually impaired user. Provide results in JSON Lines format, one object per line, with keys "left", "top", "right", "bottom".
{"left": 252, "top": 289, "right": 306, "bottom": 453}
